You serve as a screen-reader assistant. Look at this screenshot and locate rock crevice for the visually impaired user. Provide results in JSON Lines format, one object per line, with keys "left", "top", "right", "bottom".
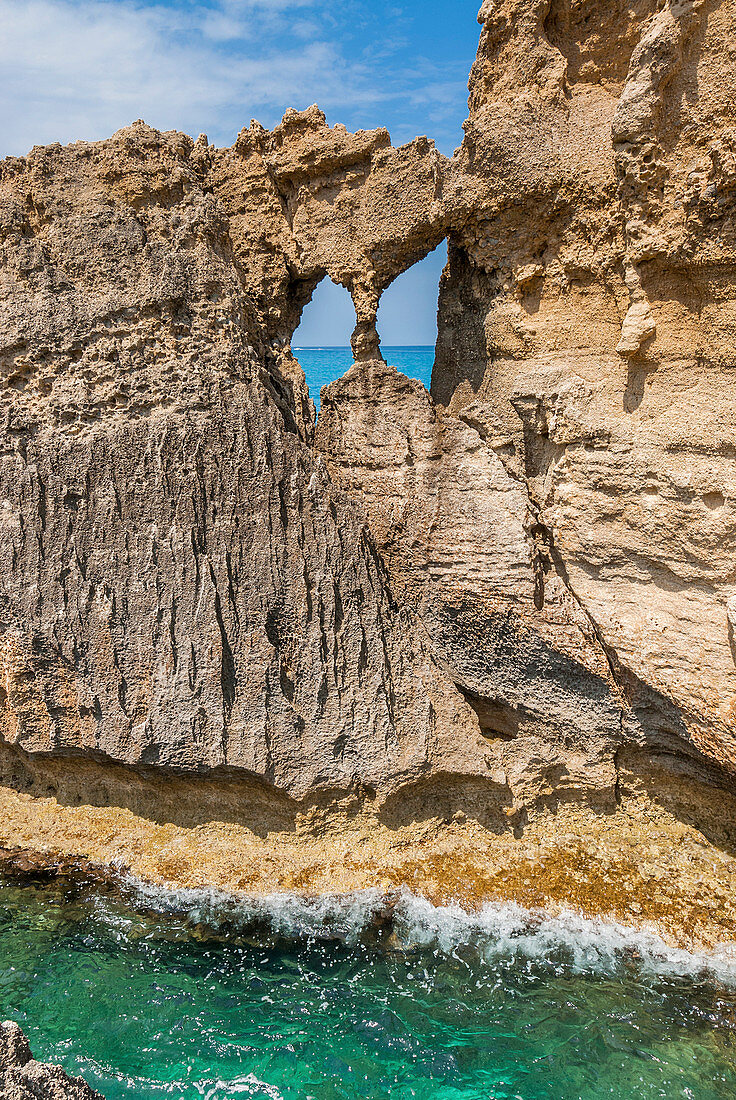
{"left": 1, "top": 0, "right": 735, "bottom": 871}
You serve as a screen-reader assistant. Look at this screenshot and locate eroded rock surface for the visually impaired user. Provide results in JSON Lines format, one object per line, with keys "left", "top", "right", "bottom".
{"left": 319, "top": 0, "right": 736, "bottom": 808}
{"left": 0, "top": 1022, "right": 102, "bottom": 1100}
{"left": 1, "top": 0, "right": 736, "bottom": 907}
{"left": 440, "top": 0, "right": 736, "bottom": 779}
{"left": 0, "top": 122, "right": 485, "bottom": 798}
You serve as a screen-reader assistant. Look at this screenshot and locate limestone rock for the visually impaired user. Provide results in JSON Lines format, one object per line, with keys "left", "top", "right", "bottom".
{"left": 0, "top": 1022, "right": 103, "bottom": 1100}
{"left": 317, "top": 358, "right": 622, "bottom": 809}
{"left": 429, "top": 0, "right": 736, "bottom": 781}
{"left": 0, "top": 124, "right": 486, "bottom": 798}
{"left": 209, "top": 106, "right": 449, "bottom": 361}
{"left": 2, "top": 0, "right": 736, "bottom": 828}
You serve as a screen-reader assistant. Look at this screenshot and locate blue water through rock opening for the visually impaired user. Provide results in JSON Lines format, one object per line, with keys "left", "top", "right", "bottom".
{"left": 295, "top": 346, "right": 435, "bottom": 412}
{"left": 2, "top": 879, "right": 736, "bottom": 1100}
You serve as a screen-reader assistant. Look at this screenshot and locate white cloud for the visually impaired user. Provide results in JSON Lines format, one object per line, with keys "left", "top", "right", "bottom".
{"left": 0, "top": 0, "right": 377, "bottom": 155}
{"left": 0, "top": 0, "right": 473, "bottom": 158}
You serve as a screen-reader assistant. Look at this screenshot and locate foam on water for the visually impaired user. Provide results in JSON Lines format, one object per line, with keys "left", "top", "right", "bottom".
{"left": 122, "top": 878, "right": 736, "bottom": 985}
{"left": 3, "top": 874, "right": 736, "bottom": 1099}
{"left": 124, "top": 879, "right": 387, "bottom": 943}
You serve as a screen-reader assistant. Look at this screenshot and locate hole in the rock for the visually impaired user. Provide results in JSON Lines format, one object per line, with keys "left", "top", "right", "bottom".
{"left": 377, "top": 239, "right": 447, "bottom": 395}
{"left": 292, "top": 278, "right": 355, "bottom": 413}
{"left": 703, "top": 491, "right": 725, "bottom": 511}
{"left": 292, "top": 242, "right": 447, "bottom": 411}
{"left": 458, "top": 686, "right": 520, "bottom": 741}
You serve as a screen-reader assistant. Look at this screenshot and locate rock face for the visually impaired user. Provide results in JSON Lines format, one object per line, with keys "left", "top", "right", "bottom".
{"left": 319, "top": 0, "right": 736, "bottom": 809}
{"left": 0, "top": 1022, "right": 103, "bottom": 1099}
{"left": 0, "top": 120, "right": 485, "bottom": 798}
{"left": 437, "top": 0, "right": 736, "bottom": 780}
{"left": 1, "top": 0, "right": 736, "bottom": 830}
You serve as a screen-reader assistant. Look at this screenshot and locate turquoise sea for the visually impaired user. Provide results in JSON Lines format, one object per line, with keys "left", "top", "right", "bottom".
{"left": 294, "top": 346, "right": 435, "bottom": 411}
{"left": 3, "top": 878, "right": 736, "bottom": 1100}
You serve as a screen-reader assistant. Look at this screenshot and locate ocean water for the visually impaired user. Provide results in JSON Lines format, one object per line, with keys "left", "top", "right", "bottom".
{"left": 3, "top": 880, "right": 736, "bottom": 1100}
{"left": 293, "top": 346, "right": 435, "bottom": 411}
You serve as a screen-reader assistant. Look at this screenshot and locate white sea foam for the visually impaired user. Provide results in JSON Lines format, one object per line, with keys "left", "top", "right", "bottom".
{"left": 125, "top": 878, "right": 385, "bottom": 943}
{"left": 195, "top": 1075, "right": 284, "bottom": 1099}
{"left": 79, "top": 1064, "right": 286, "bottom": 1100}
{"left": 393, "top": 892, "right": 736, "bottom": 983}
{"left": 118, "top": 878, "right": 736, "bottom": 985}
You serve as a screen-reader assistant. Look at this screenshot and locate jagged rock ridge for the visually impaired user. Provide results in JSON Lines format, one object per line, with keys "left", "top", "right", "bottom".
{"left": 0, "top": 0, "right": 735, "bottom": 825}
{"left": 319, "top": 0, "right": 736, "bottom": 807}
{"left": 0, "top": 1022, "right": 102, "bottom": 1099}
{"left": 0, "top": 121, "right": 485, "bottom": 798}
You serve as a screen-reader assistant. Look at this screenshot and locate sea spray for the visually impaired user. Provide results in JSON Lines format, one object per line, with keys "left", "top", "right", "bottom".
{"left": 119, "top": 877, "right": 736, "bottom": 984}
{"left": 3, "top": 876, "right": 736, "bottom": 1099}
{"left": 122, "top": 879, "right": 388, "bottom": 943}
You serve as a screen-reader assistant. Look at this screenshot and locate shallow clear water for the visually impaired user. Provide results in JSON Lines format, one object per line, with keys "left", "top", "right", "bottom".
{"left": 2, "top": 879, "right": 736, "bottom": 1100}
{"left": 294, "top": 346, "right": 434, "bottom": 411}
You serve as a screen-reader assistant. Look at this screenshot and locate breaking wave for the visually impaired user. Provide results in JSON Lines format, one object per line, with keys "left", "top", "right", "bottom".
{"left": 4, "top": 875, "right": 736, "bottom": 1098}
{"left": 119, "top": 878, "right": 736, "bottom": 985}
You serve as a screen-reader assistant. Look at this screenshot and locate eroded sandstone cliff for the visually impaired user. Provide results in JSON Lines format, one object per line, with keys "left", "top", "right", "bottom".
{"left": 1, "top": 0, "right": 736, "bottom": 948}
{"left": 319, "top": 0, "right": 736, "bottom": 809}
{"left": 0, "top": 121, "right": 485, "bottom": 798}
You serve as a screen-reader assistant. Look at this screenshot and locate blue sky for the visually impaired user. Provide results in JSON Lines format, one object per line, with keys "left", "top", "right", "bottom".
{"left": 2, "top": 0, "right": 482, "bottom": 345}
{"left": 294, "top": 241, "right": 448, "bottom": 347}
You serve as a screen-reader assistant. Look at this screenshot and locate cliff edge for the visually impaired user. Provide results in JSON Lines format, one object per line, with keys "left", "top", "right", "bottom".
{"left": 1, "top": 0, "right": 736, "bottom": 950}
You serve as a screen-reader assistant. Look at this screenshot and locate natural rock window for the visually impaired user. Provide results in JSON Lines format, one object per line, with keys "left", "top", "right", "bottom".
{"left": 376, "top": 240, "right": 448, "bottom": 394}
{"left": 291, "top": 277, "right": 356, "bottom": 410}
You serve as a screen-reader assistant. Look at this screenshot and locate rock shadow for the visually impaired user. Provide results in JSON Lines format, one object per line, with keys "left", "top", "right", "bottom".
{"left": 617, "top": 743, "right": 736, "bottom": 858}
{"left": 0, "top": 742, "right": 298, "bottom": 839}
{"left": 378, "top": 772, "right": 515, "bottom": 833}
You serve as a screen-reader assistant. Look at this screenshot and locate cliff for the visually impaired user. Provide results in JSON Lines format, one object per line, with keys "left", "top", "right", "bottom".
{"left": 1, "top": 0, "right": 736, "bottom": 949}
{"left": 319, "top": 0, "right": 736, "bottom": 804}
{"left": 0, "top": 119, "right": 484, "bottom": 797}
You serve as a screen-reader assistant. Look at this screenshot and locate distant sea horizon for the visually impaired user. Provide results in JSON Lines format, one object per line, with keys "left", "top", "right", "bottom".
{"left": 293, "top": 345, "right": 435, "bottom": 411}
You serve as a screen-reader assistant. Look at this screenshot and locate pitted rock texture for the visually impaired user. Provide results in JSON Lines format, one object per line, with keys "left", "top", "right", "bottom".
{"left": 0, "top": 125, "right": 486, "bottom": 798}
{"left": 208, "top": 107, "right": 449, "bottom": 362}
{"left": 316, "top": 359, "right": 623, "bottom": 810}
{"left": 0, "top": 1022, "right": 103, "bottom": 1100}
{"left": 1, "top": 0, "right": 736, "bottom": 826}
{"left": 320, "top": 0, "right": 736, "bottom": 797}
{"left": 435, "top": 0, "right": 736, "bottom": 778}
